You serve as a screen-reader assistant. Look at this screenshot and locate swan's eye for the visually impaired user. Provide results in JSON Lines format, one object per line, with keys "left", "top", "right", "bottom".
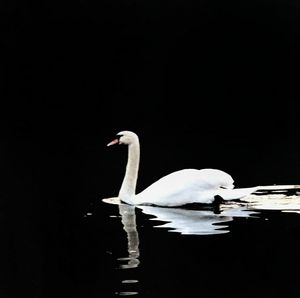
{"left": 116, "top": 134, "right": 124, "bottom": 144}
{"left": 117, "top": 134, "right": 123, "bottom": 140}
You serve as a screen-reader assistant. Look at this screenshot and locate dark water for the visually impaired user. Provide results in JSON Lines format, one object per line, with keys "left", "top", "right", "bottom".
{"left": 1, "top": 0, "right": 300, "bottom": 297}
{"left": 2, "top": 131, "right": 300, "bottom": 298}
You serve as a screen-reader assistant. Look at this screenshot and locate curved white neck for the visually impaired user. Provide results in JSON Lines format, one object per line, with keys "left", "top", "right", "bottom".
{"left": 119, "top": 141, "right": 140, "bottom": 204}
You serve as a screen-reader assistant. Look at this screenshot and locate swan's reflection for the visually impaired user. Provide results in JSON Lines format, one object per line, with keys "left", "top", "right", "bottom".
{"left": 104, "top": 192, "right": 300, "bottom": 237}
{"left": 137, "top": 204, "right": 258, "bottom": 235}
{"left": 117, "top": 204, "right": 140, "bottom": 269}
{"left": 111, "top": 203, "right": 140, "bottom": 296}
{"left": 103, "top": 197, "right": 258, "bottom": 236}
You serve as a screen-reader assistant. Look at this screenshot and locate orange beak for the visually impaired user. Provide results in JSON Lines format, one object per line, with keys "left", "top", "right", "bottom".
{"left": 107, "top": 138, "right": 119, "bottom": 146}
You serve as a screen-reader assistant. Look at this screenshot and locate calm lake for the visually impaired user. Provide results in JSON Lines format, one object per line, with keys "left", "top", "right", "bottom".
{"left": 3, "top": 131, "right": 300, "bottom": 298}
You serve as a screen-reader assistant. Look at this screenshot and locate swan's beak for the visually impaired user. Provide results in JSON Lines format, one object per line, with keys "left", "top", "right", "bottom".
{"left": 107, "top": 139, "right": 119, "bottom": 146}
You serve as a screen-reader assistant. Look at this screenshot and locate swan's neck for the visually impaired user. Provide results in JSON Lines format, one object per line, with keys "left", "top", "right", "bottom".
{"left": 119, "top": 141, "right": 140, "bottom": 204}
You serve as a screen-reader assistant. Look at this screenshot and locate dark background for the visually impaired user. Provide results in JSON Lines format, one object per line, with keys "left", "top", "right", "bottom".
{"left": 1, "top": 0, "right": 299, "bottom": 135}
{"left": 1, "top": 0, "right": 300, "bottom": 297}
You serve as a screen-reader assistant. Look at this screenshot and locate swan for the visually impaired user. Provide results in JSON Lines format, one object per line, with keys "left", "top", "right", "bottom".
{"left": 107, "top": 131, "right": 299, "bottom": 207}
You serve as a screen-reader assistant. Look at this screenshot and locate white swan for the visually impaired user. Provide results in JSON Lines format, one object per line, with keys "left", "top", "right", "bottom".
{"left": 107, "top": 131, "right": 299, "bottom": 207}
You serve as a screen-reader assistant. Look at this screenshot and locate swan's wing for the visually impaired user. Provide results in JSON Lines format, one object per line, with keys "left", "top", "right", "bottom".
{"left": 136, "top": 169, "right": 234, "bottom": 206}
{"left": 136, "top": 170, "right": 200, "bottom": 206}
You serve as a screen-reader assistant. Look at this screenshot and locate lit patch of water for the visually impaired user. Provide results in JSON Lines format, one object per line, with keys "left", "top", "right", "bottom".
{"left": 116, "top": 291, "right": 138, "bottom": 296}
{"left": 121, "top": 280, "right": 139, "bottom": 284}
{"left": 243, "top": 194, "right": 300, "bottom": 213}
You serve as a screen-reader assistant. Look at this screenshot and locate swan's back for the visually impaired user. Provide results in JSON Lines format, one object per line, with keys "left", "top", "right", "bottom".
{"left": 135, "top": 168, "right": 234, "bottom": 206}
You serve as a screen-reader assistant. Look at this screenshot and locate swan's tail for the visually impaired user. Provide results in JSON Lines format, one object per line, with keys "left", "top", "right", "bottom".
{"left": 256, "top": 185, "right": 300, "bottom": 192}
{"left": 219, "top": 184, "right": 300, "bottom": 201}
{"left": 218, "top": 187, "right": 259, "bottom": 201}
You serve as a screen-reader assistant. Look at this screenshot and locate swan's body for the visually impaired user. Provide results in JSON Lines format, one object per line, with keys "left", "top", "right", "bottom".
{"left": 107, "top": 131, "right": 296, "bottom": 207}
{"left": 133, "top": 168, "right": 257, "bottom": 206}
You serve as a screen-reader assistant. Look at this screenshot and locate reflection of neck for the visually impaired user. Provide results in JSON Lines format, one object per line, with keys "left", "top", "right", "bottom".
{"left": 119, "top": 141, "right": 140, "bottom": 204}
{"left": 119, "top": 204, "right": 140, "bottom": 268}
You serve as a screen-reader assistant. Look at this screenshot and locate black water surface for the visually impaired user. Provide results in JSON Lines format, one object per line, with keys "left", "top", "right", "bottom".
{"left": 3, "top": 129, "right": 300, "bottom": 298}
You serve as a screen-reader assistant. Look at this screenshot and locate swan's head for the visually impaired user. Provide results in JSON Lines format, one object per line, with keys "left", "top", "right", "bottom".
{"left": 107, "top": 131, "right": 139, "bottom": 146}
